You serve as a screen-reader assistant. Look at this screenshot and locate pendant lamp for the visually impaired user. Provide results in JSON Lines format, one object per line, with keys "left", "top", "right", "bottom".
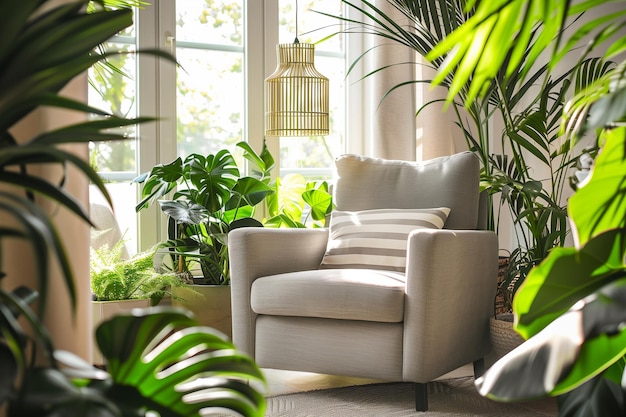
{"left": 265, "top": 1, "right": 329, "bottom": 137}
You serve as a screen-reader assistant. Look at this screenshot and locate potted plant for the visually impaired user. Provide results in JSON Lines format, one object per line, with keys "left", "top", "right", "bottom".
{"left": 135, "top": 141, "right": 275, "bottom": 335}
{"left": 0, "top": 1, "right": 266, "bottom": 415}
{"left": 136, "top": 141, "right": 275, "bottom": 285}
{"left": 135, "top": 142, "right": 335, "bottom": 335}
{"left": 90, "top": 241, "right": 183, "bottom": 363}
{"left": 326, "top": 0, "right": 605, "bottom": 338}
{"left": 420, "top": 0, "right": 626, "bottom": 414}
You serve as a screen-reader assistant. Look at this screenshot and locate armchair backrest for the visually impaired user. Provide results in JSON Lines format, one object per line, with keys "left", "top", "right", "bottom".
{"left": 333, "top": 152, "right": 481, "bottom": 230}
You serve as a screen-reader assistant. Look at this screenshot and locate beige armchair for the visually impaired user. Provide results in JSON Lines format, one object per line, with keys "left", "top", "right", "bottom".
{"left": 229, "top": 152, "right": 498, "bottom": 411}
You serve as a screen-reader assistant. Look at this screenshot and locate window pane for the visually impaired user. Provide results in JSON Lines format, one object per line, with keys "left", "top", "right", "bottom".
{"left": 176, "top": 48, "right": 244, "bottom": 157}
{"left": 88, "top": 36, "right": 140, "bottom": 255}
{"left": 89, "top": 41, "right": 137, "bottom": 173}
{"left": 176, "top": 0, "right": 243, "bottom": 46}
{"left": 176, "top": 0, "right": 245, "bottom": 158}
{"left": 279, "top": 0, "right": 342, "bottom": 50}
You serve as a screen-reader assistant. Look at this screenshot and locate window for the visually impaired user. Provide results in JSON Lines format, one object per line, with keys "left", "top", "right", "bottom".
{"left": 89, "top": 0, "right": 355, "bottom": 254}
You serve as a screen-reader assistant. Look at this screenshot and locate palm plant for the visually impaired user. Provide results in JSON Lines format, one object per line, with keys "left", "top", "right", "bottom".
{"left": 420, "top": 0, "right": 626, "bottom": 414}
{"left": 0, "top": 1, "right": 266, "bottom": 415}
{"left": 322, "top": 0, "right": 605, "bottom": 312}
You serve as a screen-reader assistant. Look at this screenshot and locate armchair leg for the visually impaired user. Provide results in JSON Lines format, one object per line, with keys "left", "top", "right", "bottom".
{"left": 473, "top": 357, "right": 485, "bottom": 378}
{"left": 414, "top": 382, "right": 428, "bottom": 412}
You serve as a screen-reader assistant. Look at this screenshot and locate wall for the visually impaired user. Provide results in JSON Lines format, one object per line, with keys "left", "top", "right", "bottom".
{"left": 3, "top": 74, "right": 92, "bottom": 361}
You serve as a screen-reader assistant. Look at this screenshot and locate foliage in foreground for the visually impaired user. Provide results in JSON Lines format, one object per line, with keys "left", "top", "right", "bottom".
{"left": 420, "top": 0, "right": 626, "bottom": 414}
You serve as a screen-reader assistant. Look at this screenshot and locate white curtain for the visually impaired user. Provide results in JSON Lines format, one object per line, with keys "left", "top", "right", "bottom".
{"left": 361, "top": 0, "right": 461, "bottom": 161}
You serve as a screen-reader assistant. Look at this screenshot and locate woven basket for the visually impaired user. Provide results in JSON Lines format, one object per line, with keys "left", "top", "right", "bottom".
{"left": 494, "top": 256, "right": 511, "bottom": 316}
{"left": 490, "top": 315, "right": 525, "bottom": 359}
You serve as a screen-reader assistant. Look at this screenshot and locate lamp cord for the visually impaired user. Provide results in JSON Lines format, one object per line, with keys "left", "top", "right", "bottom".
{"left": 294, "top": 0, "right": 299, "bottom": 43}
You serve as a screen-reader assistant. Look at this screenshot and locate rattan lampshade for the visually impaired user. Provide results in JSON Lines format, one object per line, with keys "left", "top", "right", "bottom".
{"left": 265, "top": 41, "right": 329, "bottom": 137}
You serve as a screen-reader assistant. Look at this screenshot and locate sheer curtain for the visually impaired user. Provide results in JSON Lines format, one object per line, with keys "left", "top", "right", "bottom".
{"left": 360, "top": 0, "right": 461, "bottom": 161}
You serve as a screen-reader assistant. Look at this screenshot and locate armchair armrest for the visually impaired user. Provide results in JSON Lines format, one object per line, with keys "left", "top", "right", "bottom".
{"left": 402, "top": 229, "right": 498, "bottom": 381}
{"left": 228, "top": 227, "right": 329, "bottom": 355}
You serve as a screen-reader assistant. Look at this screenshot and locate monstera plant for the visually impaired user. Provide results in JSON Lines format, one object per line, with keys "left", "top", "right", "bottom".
{"left": 135, "top": 142, "right": 276, "bottom": 285}
{"left": 136, "top": 141, "right": 334, "bottom": 285}
{"left": 0, "top": 1, "right": 266, "bottom": 415}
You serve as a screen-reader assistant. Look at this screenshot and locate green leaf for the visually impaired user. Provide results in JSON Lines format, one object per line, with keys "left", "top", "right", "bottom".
{"left": 228, "top": 177, "right": 274, "bottom": 210}
{"left": 135, "top": 157, "right": 183, "bottom": 211}
{"left": 478, "top": 278, "right": 626, "bottom": 403}
{"left": 303, "top": 185, "right": 333, "bottom": 223}
{"left": 557, "top": 375, "right": 626, "bottom": 417}
{"left": 96, "top": 308, "right": 266, "bottom": 417}
{"left": 230, "top": 217, "right": 263, "bottom": 229}
{"left": 514, "top": 229, "right": 626, "bottom": 338}
{"left": 263, "top": 214, "right": 304, "bottom": 228}
{"left": 570, "top": 127, "right": 626, "bottom": 246}
{"left": 236, "top": 141, "right": 274, "bottom": 177}
{"left": 188, "top": 151, "right": 239, "bottom": 213}
{"left": 159, "top": 200, "right": 209, "bottom": 225}
{"left": 550, "top": 278, "right": 626, "bottom": 396}
{"left": 265, "top": 173, "right": 306, "bottom": 222}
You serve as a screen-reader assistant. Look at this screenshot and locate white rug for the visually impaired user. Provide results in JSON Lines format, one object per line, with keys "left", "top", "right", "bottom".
{"left": 264, "top": 377, "right": 557, "bottom": 416}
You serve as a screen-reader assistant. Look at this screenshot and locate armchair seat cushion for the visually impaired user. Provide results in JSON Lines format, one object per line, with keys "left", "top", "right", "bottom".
{"left": 250, "top": 269, "right": 406, "bottom": 323}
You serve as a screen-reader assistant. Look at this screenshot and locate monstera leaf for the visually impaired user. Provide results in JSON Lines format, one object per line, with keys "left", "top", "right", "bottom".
{"left": 95, "top": 307, "right": 266, "bottom": 417}
{"left": 3, "top": 306, "right": 266, "bottom": 416}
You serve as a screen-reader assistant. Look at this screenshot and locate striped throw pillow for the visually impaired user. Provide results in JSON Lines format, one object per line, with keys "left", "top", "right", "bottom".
{"left": 320, "top": 207, "right": 451, "bottom": 272}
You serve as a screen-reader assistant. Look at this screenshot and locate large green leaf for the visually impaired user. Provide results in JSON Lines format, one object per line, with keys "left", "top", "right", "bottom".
{"left": 514, "top": 229, "right": 626, "bottom": 338}
{"left": 303, "top": 182, "right": 333, "bottom": 224}
{"left": 477, "top": 278, "right": 626, "bottom": 403}
{"left": 265, "top": 174, "right": 306, "bottom": 223}
{"left": 159, "top": 200, "right": 209, "bottom": 225}
{"left": 187, "top": 151, "right": 239, "bottom": 213}
{"left": 4, "top": 307, "right": 266, "bottom": 416}
{"left": 236, "top": 140, "right": 274, "bottom": 178}
{"left": 557, "top": 375, "right": 626, "bottom": 417}
{"left": 228, "top": 177, "right": 274, "bottom": 210}
{"left": 135, "top": 158, "right": 183, "bottom": 211}
{"left": 569, "top": 127, "right": 626, "bottom": 246}
{"left": 96, "top": 308, "right": 266, "bottom": 417}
